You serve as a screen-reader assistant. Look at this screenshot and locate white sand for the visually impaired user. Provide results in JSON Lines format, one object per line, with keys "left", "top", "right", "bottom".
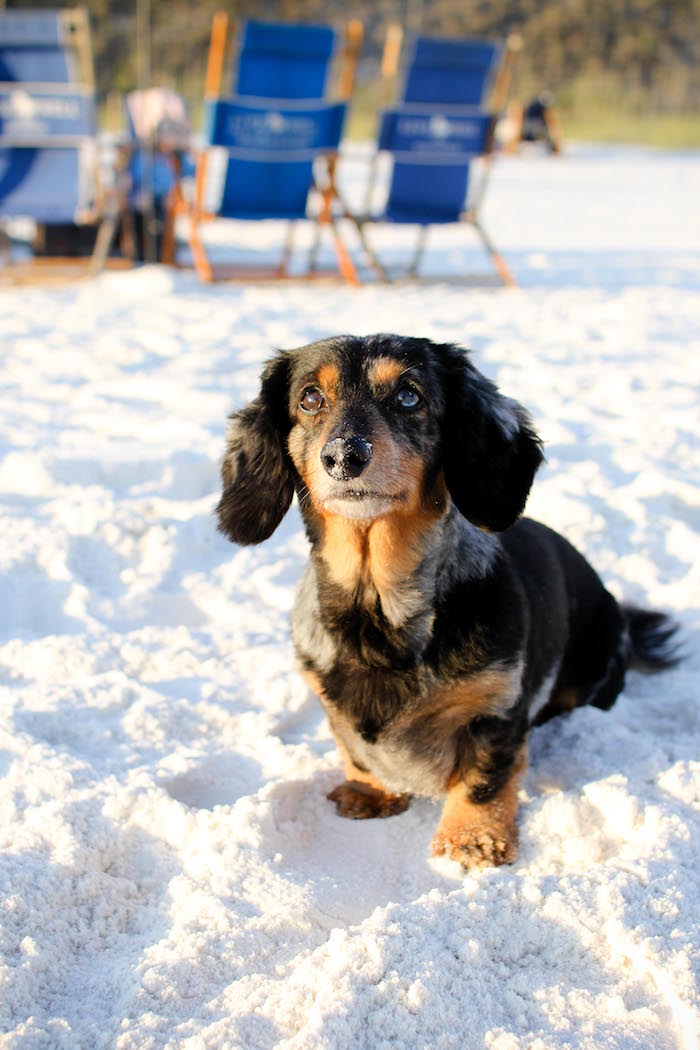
{"left": 0, "top": 145, "right": 698, "bottom": 1048}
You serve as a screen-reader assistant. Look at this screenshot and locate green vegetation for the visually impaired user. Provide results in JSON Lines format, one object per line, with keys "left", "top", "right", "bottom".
{"left": 6, "top": 0, "right": 700, "bottom": 148}
{"left": 561, "top": 108, "right": 700, "bottom": 149}
{"left": 552, "top": 78, "right": 700, "bottom": 148}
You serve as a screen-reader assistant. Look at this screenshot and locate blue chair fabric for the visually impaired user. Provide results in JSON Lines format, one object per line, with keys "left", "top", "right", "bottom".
{"left": 402, "top": 37, "right": 502, "bottom": 105}
{"left": 377, "top": 107, "right": 495, "bottom": 224}
{"left": 234, "top": 21, "right": 336, "bottom": 100}
{"left": 203, "top": 97, "right": 346, "bottom": 220}
{"left": 0, "top": 86, "right": 96, "bottom": 223}
{"left": 213, "top": 21, "right": 342, "bottom": 221}
{"left": 0, "top": 11, "right": 77, "bottom": 84}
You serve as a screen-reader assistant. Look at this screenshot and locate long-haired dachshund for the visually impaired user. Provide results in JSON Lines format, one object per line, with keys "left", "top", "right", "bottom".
{"left": 217, "top": 335, "right": 678, "bottom": 869}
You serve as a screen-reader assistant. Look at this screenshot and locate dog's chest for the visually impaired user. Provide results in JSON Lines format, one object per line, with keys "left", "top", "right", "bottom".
{"left": 322, "top": 660, "right": 524, "bottom": 800}
{"left": 291, "top": 551, "right": 525, "bottom": 800}
{"left": 328, "top": 704, "right": 454, "bottom": 799}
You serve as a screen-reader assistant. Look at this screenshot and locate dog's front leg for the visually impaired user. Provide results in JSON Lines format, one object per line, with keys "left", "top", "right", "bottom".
{"left": 301, "top": 669, "right": 412, "bottom": 820}
{"left": 327, "top": 733, "right": 411, "bottom": 820}
{"left": 431, "top": 745, "right": 527, "bottom": 869}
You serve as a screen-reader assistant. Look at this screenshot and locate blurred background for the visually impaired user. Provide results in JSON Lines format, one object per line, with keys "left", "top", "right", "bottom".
{"left": 2, "top": 0, "right": 699, "bottom": 147}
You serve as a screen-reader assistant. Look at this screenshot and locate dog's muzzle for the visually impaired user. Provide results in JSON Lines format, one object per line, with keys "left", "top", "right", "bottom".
{"left": 321, "top": 436, "right": 373, "bottom": 480}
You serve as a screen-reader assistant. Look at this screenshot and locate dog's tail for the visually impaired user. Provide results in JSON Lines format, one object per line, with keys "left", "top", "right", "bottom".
{"left": 623, "top": 605, "right": 682, "bottom": 671}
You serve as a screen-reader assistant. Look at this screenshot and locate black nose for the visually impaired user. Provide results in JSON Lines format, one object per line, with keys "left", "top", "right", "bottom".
{"left": 321, "top": 436, "right": 373, "bottom": 480}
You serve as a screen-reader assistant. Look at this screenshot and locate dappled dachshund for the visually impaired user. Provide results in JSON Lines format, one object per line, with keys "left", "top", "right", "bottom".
{"left": 217, "top": 335, "right": 678, "bottom": 869}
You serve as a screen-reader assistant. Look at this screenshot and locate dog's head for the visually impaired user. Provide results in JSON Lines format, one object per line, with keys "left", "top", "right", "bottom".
{"left": 217, "top": 335, "right": 544, "bottom": 544}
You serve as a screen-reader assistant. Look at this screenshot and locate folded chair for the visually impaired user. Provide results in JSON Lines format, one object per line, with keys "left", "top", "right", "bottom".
{"left": 125, "top": 88, "right": 194, "bottom": 264}
{"left": 185, "top": 13, "right": 363, "bottom": 283}
{"left": 354, "top": 31, "right": 521, "bottom": 285}
{"left": 0, "top": 8, "right": 121, "bottom": 282}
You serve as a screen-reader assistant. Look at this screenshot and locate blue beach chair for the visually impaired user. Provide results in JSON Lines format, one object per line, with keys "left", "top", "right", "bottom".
{"left": 356, "top": 31, "right": 521, "bottom": 284}
{"left": 0, "top": 85, "right": 97, "bottom": 222}
{"left": 0, "top": 8, "right": 119, "bottom": 279}
{"left": 185, "top": 12, "right": 363, "bottom": 282}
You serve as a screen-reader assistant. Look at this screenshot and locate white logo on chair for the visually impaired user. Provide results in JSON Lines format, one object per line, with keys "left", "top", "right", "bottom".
{"left": 428, "top": 114, "right": 451, "bottom": 139}
{"left": 396, "top": 112, "right": 482, "bottom": 153}
{"left": 228, "top": 109, "right": 318, "bottom": 151}
{"left": 265, "top": 112, "right": 286, "bottom": 134}
{"left": 0, "top": 89, "right": 82, "bottom": 138}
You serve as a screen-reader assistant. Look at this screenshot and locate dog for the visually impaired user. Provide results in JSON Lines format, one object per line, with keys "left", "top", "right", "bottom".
{"left": 217, "top": 334, "right": 678, "bottom": 869}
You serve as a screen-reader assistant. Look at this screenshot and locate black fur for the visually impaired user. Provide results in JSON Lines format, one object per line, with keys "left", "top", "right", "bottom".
{"left": 623, "top": 606, "right": 683, "bottom": 670}
{"left": 217, "top": 355, "right": 295, "bottom": 545}
{"left": 440, "top": 344, "right": 545, "bottom": 531}
{"left": 217, "top": 334, "right": 680, "bottom": 867}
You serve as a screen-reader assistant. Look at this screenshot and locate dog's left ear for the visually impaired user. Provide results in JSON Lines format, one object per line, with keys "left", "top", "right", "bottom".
{"left": 440, "top": 345, "right": 544, "bottom": 532}
{"left": 217, "top": 354, "right": 295, "bottom": 545}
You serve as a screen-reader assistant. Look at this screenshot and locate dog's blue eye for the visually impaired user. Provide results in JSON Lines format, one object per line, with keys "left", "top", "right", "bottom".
{"left": 395, "top": 385, "right": 421, "bottom": 410}
{"left": 300, "top": 388, "right": 326, "bottom": 413}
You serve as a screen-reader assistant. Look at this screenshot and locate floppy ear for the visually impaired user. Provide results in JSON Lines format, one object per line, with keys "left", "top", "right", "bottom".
{"left": 217, "top": 354, "right": 294, "bottom": 545}
{"left": 440, "top": 345, "right": 544, "bottom": 532}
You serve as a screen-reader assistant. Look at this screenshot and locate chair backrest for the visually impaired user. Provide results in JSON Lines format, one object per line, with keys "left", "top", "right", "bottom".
{"left": 0, "top": 85, "right": 97, "bottom": 222}
{"left": 202, "top": 96, "right": 346, "bottom": 219}
{"left": 198, "top": 15, "right": 359, "bottom": 221}
{"left": 401, "top": 36, "right": 502, "bottom": 106}
{"left": 0, "top": 8, "right": 93, "bottom": 86}
{"left": 373, "top": 32, "right": 504, "bottom": 225}
{"left": 233, "top": 20, "right": 337, "bottom": 100}
{"left": 378, "top": 106, "right": 495, "bottom": 223}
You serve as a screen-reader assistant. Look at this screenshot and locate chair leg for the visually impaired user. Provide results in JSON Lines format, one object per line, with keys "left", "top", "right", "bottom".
{"left": 89, "top": 212, "right": 119, "bottom": 277}
{"left": 189, "top": 213, "right": 214, "bottom": 282}
{"left": 307, "top": 221, "right": 322, "bottom": 275}
{"left": 472, "top": 218, "right": 516, "bottom": 287}
{"left": 278, "top": 222, "right": 295, "bottom": 277}
{"left": 327, "top": 217, "right": 360, "bottom": 286}
{"left": 342, "top": 211, "right": 389, "bottom": 282}
{"left": 119, "top": 206, "right": 137, "bottom": 262}
{"left": 504, "top": 101, "right": 524, "bottom": 154}
{"left": 0, "top": 225, "right": 11, "bottom": 266}
{"left": 329, "top": 177, "right": 388, "bottom": 283}
{"left": 306, "top": 215, "right": 359, "bottom": 285}
{"left": 408, "top": 226, "right": 428, "bottom": 277}
{"left": 161, "top": 188, "right": 178, "bottom": 266}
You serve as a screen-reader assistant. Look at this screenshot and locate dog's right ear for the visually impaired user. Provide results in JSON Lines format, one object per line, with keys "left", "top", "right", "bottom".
{"left": 217, "top": 354, "right": 294, "bottom": 545}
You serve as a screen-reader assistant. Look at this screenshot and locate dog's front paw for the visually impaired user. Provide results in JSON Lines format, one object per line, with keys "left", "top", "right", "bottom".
{"left": 327, "top": 781, "right": 411, "bottom": 819}
{"left": 430, "top": 822, "right": 518, "bottom": 869}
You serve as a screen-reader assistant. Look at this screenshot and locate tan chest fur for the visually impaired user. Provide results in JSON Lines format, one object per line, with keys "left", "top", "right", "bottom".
{"left": 319, "top": 510, "right": 442, "bottom": 626}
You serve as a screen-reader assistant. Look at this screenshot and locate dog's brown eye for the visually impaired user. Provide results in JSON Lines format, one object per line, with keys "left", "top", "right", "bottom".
{"left": 300, "top": 388, "right": 326, "bottom": 413}
{"left": 395, "top": 384, "right": 421, "bottom": 410}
